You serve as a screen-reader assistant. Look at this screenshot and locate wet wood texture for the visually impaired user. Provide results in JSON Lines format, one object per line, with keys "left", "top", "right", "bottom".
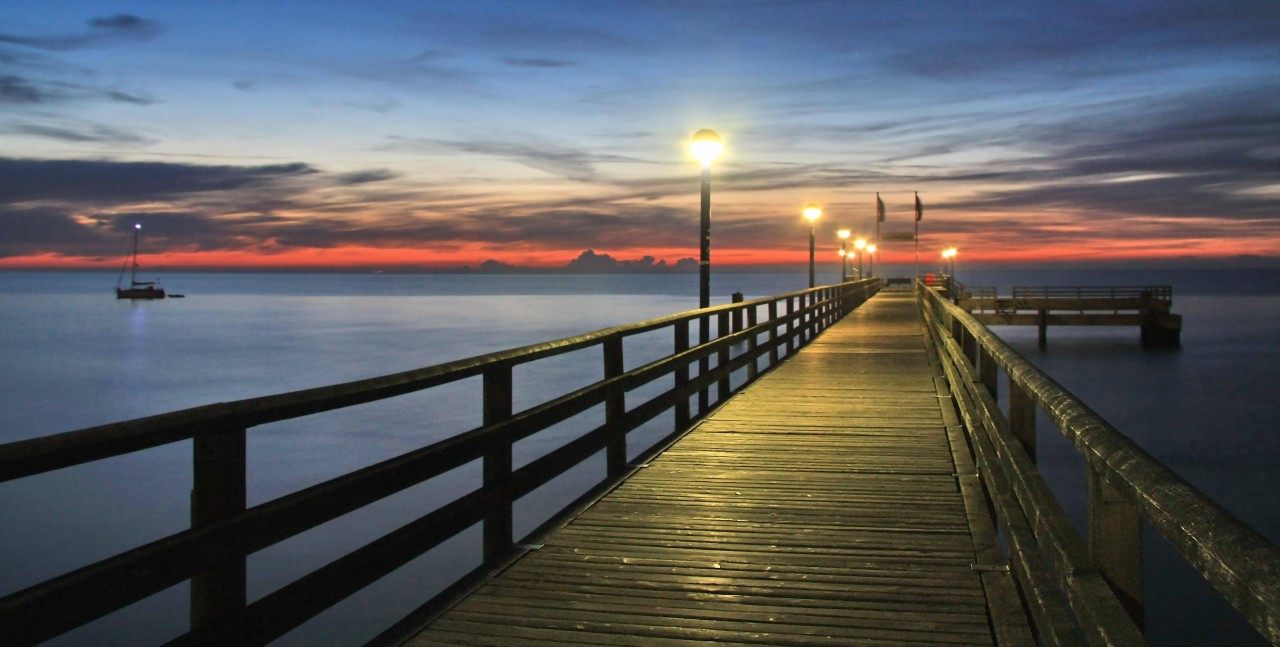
{"left": 409, "top": 291, "right": 1011, "bottom": 646}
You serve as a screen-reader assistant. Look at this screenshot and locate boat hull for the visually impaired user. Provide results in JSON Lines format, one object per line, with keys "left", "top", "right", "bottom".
{"left": 116, "top": 287, "right": 166, "bottom": 299}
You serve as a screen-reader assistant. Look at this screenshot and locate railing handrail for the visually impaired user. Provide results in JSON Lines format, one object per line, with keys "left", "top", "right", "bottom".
{"left": 0, "top": 279, "right": 881, "bottom": 645}
{"left": 918, "top": 283, "right": 1280, "bottom": 644}
{"left": 0, "top": 282, "right": 851, "bottom": 483}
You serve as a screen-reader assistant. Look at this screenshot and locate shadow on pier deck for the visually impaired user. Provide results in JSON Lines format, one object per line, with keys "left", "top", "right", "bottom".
{"left": 409, "top": 291, "right": 1022, "bottom": 645}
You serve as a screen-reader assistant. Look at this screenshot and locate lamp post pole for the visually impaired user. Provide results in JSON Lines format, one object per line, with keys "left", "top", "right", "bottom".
{"left": 803, "top": 204, "right": 821, "bottom": 288}
{"left": 691, "top": 130, "right": 721, "bottom": 309}
{"left": 855, "top": 239, "right": 866, "bottom": 281}
{"left": 867, "top": 244, "right": 877, "bottom": 278}
{"left": 838, "top": 229, "right": 850, "bottom": 282}
{"left": 690, "top": 130, "right": 722, "bottom": 416}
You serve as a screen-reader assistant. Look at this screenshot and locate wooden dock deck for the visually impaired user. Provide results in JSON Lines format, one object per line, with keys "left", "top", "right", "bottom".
{"left": 408, "top": 290, "right": 1017, "bottom": 646}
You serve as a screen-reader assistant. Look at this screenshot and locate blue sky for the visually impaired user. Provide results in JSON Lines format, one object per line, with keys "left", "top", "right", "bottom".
{"left": 2, "top": 0, "right": 1278, "bottom": 267}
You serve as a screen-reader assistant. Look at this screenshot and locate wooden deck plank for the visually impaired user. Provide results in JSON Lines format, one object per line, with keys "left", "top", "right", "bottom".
{"left": 405, "top": 290, "right": 1015, "bottom": 646}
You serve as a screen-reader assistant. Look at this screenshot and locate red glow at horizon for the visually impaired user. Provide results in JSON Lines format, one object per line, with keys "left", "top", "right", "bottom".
{"left": 0, "top": 233, "right": 1271, "bottom": 272}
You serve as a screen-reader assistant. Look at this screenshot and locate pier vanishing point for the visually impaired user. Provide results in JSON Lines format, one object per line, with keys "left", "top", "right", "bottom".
{"left": 1, "top": 280, "right": 1276, "bottom": 646}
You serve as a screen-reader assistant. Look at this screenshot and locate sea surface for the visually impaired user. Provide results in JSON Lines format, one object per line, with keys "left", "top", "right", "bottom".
{"left": 1, "top": 267, "right": 1276, "bottom": 646}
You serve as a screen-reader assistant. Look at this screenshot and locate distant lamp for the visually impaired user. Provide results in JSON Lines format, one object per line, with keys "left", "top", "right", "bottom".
{"left": 135, "top": 224, "right": 142, "bottom": 230}
{"left": 942, "top": 247, "right": 958, "bottom": 279}
{"left": 803, "top": 204, "right": 821, "bottom": 287}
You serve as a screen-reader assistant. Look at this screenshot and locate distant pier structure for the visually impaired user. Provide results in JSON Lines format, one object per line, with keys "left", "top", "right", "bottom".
{"left": 951, "top": 282, "right": 1182, "bottom": 348}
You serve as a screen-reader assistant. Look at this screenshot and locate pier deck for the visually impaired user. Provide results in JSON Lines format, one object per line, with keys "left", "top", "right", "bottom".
{"left": 408, "top": 291, "right": 1017, "bottom": 646}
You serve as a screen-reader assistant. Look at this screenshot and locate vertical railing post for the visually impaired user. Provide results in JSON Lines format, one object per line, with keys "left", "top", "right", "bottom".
{"left": 961, "top": 326, "right": 977, "bottom": 367}
{"left": 1087, "top": 467, "right": 1145, "bottom": 629}
{"left": 731, "top": 292, "right": 744, "bottom": 333}
{"left": 979, "top": 346, "right": 997, "bottom": 398}
{"left": 717, "top": 310, "right": 731, "bottom": 403}
{"left": 746, "top": 305, "right": 759, "bottom": 382}
{"left": 482, "top": 364, "right": 514, "bottom": 563}
{"left": 603, "top": 336, "right": 626, "bottom": 478}
{"left": 191, "top": 427, "right": 247, "bottom": 634}
{"left": 768, "top": 300, "right": 780, "bottom": 365}
{"left": 786, "top": 296, "right": 796, "bottom": 354}
{"left": 698, "top": 313, "right": 710, "bottom": 415}
{"left": 674, "top": 319, "right": 691, "bottom": 430}
{"left": 1008, "top": 378, "right": 1036, "bottom": 463}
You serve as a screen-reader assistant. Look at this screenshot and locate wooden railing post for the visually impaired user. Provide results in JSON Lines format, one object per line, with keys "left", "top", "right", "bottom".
{"left": 746, "top": 306, "right": 759, "bottom": 382}
{"left": 717, "top": 310, "right": 732, "bottom": 403}
{"left": 191, "top": 427, "right": 247, "bottom": 633}
{"left": 482, "top": 364, "right": 513, "bottom": 563}
{"left": 698, "top": 314, "right": 710, "bottom": 415}
{"left": 1008, "top": 378, "right": 1036, "bottom": 463}
{"left": 731, "top": 292, "right": 744, "bottom": 332}
{"left": 768, "top": 300, "right": 780, "bottom": 365}
{"left": 961, "top": 326, "right": 978, "bottom": 367}
{"left": 786, "top": 297, "right": 796, "bottom": 354}
{"left": 1087, "top": 466, "right": 1145, "bottom": 629}
{"left": 603, "top": 337, "right": 626, "bottom": 478}
{"left": 979, "top": 346, "right": 998, "bottom": 398}
{"left": 674, "top": 320, "right": 691, "bottom": 430}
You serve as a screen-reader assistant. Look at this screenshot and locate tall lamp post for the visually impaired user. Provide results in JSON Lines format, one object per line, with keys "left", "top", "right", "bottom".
{"left": 690, "top": 130, "right": 722, "bottom": 310}
{"left": 854, "top": 238, "right": 866, "bottom": 280}
{"left": 867, "top": 244, "right": 877, "bottom": 278}
{"left": 837, "top": 229, "right": 850, "bottom": 281}
{"left": 943, "top": 247, "right": 957, "bottom": 278}
{"left": 803, "top": 204, "right": 821, "bottom": 288}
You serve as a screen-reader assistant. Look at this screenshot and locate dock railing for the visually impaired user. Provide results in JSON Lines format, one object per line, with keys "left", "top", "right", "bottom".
{"left": 0, "top": 279, "right": 879, "bottom": 646}
{"left": 918, "top": 282, "right": 1280, "bottom": 645}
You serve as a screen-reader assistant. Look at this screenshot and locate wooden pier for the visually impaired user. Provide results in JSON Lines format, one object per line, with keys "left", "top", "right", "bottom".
{"left": 955, "top": 284, "right": 1182, "bottom": 347}
{"left": 409, "top": 291, "right": 1016, "bottom": 645}
{"left": 1, "top": 281, "right": 1276, "bottom": 646}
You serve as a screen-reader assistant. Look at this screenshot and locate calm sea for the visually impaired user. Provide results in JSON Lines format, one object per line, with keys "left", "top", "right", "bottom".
{"left": 1, "top": 267, "right": 1276, "bottom": 646}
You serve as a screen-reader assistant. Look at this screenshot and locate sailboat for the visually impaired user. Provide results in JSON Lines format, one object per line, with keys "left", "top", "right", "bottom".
{"left": 115, "top": 224, "right": 166, "bottom": 299}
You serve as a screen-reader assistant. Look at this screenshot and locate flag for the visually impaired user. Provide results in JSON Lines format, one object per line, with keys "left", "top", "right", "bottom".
{"left": 876, "top": 193, "right": 885, "bottom": 223}
{"left": 915, "top": 192, "right": 923, "bottom": 222}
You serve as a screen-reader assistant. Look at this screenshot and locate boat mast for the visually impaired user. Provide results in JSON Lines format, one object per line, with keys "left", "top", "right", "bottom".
{"left": 130, "top": 224, "right": 141, "bottom": 285}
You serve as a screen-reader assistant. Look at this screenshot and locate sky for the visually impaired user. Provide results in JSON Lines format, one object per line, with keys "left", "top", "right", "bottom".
{"left": 1, "top": 0, "right": 1278, "bottom": 270}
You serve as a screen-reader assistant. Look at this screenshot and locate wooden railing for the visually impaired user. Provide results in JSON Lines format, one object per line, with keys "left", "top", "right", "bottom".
{"left": 918, "top": 282, "right": 1280, "bottom": 645}
{"left": 0, "top": 279, "right": 879, "bottom": 646}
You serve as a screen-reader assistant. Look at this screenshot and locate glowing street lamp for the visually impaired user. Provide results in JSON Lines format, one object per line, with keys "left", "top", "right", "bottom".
{"left": 867, "top": 244, "right": 878, "bottom": 278}
{"left": 803, "top": 204, "right": 821, "bottom": 288}
{"left": 690, "top": 129, "right": 721, "bottom": 310}
{"left": 942, "top": 247, "right": 958, "bottom": 278}
{"left": 837, "top": 229, "right": 851, "bottom": 281}
{"left": 854, "top": 238, "right": 867, "bottom": 281}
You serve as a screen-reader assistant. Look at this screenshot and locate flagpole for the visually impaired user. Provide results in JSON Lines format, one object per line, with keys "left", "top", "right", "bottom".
{"left": 913, "top": 192, "right": 921, "bottom": 280}
{"left": 874, "top": 192, "right": 882, "bottom": 279}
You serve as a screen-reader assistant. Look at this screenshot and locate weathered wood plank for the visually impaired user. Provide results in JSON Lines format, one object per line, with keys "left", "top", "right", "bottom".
{"left": 407, "top": 290, "right": 1018, "bottom": 646}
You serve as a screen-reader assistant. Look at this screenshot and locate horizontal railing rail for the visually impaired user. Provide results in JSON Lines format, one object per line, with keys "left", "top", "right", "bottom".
{"left": 918, "top": 282, "right": 1280, "bottom": 645}
{"left": 0, "top": 279, "right": 879, "bottom": 646}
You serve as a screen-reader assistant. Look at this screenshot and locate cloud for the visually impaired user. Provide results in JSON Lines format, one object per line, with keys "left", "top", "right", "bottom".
{"left": 502, "top": 58, "right": 572, "bottom": 68}
{"left": 6, "top": 123, "right": 152, "bottom": 145}
{"left": 0, "top": 75, "right": 155, "bottom": 106}
{"left": 333, "top": 169, "right": 399, "bottom": 185}
{"left": 0, "top": 14, "right": 160, "bottom": 51}
{"left": 939, "top": 86, "right": 1280, "bottom": 220}
{"left": 0, "top": 158, "right": 316, "bottom": 205}
{"left": 384, "top": 136, "right": 650, "bottom": 183}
